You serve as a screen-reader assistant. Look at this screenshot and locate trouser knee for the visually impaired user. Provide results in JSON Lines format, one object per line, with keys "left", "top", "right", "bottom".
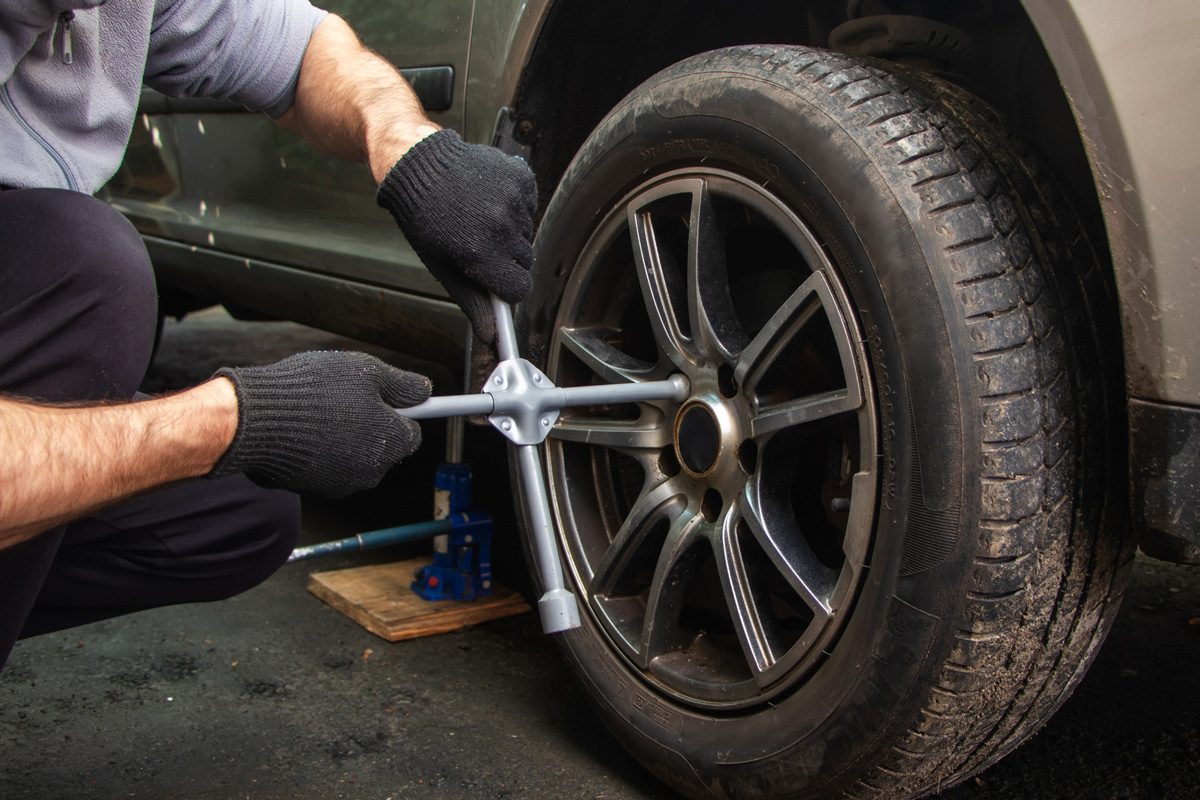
{"left": 212, "top": 488, "right": 303, "bottom": 601}
{"left": 0, "top": 188, "right": 157, "bottom": 402}
{"left": 13, "top": 481, "right": 302, "bottom": 642}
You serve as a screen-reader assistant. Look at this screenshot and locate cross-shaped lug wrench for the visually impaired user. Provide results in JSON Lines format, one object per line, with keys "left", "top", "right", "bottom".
{"left": 397, "top": 297, "right": 690, "bottom": 634}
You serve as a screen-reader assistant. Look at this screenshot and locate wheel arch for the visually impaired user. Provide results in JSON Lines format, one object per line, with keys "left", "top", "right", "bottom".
{"left": 1021, "top": 0, "right": 1200, "bottom": 407}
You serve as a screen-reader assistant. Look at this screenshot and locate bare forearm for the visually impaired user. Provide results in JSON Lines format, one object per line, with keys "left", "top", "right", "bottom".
{"left": 0, "top": 379, "right": 238, "bottom": 548}
{"left": 277, "top": 14, "right": 440, "bottom": 182}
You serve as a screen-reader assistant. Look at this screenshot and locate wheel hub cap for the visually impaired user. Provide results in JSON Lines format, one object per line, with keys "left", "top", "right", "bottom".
{"left": 675, "top": 402, "right": 721, "bottom": 475}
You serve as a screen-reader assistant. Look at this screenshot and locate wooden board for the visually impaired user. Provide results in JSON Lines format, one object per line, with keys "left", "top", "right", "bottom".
{"left": 306, "top": 559, "right": 531, "bottom": 642}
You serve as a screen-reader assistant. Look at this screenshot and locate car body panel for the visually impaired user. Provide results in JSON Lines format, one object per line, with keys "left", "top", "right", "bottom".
{"left": 1023, "top": 0, "right": 1200, "bottom": 406}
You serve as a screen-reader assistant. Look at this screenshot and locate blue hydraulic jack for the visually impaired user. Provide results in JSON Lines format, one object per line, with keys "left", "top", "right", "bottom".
{"left": 410, "top": 461, "right": 493, "bottom": 602}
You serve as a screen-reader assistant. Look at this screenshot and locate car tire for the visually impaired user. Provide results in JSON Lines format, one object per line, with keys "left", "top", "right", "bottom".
{"left": 517, "top": 45, "right": 1132, "bottom": 799}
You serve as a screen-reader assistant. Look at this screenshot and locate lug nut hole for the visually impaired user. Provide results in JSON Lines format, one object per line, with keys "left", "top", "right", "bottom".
{"left": 737, "top": 440, "right": 758, "bottom": 475}
{"left": 717, "top": 364, "right": 738, "bottom": 398}
{"left": 659, "top": 446, "right": 681, "bottom": 478}
{"left": 701, "top": 489, "right": 723, "bottom": 523}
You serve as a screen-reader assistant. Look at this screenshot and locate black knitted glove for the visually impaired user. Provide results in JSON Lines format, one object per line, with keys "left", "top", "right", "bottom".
{"left": 376, "top": 129, "right": 536, "bottom": 342}
{"left": 208, "top": 352, "right": 432, "bottom": 498}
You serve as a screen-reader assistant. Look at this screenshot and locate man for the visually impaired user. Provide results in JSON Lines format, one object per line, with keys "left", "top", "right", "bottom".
{"left": 0, "top": 1, "right": 536, "bottom": 667}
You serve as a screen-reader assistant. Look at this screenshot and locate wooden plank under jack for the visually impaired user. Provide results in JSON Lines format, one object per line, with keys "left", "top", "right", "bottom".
{"left": 307, "top": 558, "right": 531, "bottom": 642}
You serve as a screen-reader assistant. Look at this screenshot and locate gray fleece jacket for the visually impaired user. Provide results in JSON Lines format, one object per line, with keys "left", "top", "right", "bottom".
{"left": 0, "top": 0, "right": 326, "bottom": 194}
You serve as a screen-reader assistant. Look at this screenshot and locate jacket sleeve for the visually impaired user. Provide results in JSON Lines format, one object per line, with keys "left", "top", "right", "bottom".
{"left": 0, "top": 0, "right": 104, "bottom": 84}
{"left": 145, "top": 0, "right": 327, "bottom": 118}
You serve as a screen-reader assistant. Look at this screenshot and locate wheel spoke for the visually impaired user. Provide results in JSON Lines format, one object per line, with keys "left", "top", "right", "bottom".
{"left": 742, "top": 478, "right": 835, "bottom": 620}
{"left": 589, "top": 478, "right": 687, "bottom": 596}
{"left": 638, "top": 507, "right": 708, "bottom": 667}
{"left": 549, "top": 409, "right": 671, "bottom": 452}
{"left": 558, "top": 326, "right": 660, "bottom": 384}
{"left": 687, "top": 181, "right": 747, "bottom": 363}
{"left": 712, "top": 507, "right": 775, "bottom": 681}
{"left": 628, "top": 204, "right": 694, "bottom": 369}
{"left": 750, "top": 388, "right": 859, "bottom": 438}
{"left": 733, "top": 271, "right": 862, "bottom": 409}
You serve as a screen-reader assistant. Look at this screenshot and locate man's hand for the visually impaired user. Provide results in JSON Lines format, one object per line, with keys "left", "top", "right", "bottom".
{"left": 376, "top": 130, "right": 536, "bottom": 342}
{"left": 210, "top": 352, "right": 431, "bottom": 498}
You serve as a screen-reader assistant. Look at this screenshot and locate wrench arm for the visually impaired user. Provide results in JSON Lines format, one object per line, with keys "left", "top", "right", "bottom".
{"left": 397, "top": 393, "right": 495, "bottom": 420}
{"left": 397, "top": 370, "right": 685, "bottom": 428}
{"left": 390, "top": 299, "right": 688, "bottom": 635}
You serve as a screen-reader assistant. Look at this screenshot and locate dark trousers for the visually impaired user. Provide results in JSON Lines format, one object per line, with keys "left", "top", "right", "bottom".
{"left": 0, "top": 188, "right": 300, "bottom": 667}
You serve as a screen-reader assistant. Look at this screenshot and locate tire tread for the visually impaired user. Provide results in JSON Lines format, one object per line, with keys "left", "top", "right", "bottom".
{"left": 737, "top": 47, "right": 1131, "bottom": 799}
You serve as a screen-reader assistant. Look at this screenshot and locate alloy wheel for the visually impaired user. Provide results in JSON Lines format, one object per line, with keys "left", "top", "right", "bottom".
{"left": 545, "top": 169, "right": 878, "bottom": 709}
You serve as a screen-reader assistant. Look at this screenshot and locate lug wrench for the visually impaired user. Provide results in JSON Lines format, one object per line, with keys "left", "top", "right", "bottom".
{"left": 397, "top": 297, "right": 689, "bottom": 634}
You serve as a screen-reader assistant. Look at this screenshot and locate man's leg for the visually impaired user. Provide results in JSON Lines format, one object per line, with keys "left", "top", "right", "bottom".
{"left": 0, "top": 188, "right": 159, "bottom": 664}
{"left": 21, "top": 475, "right": 300, "bottom": 636}
{"left": 0, "top": 189, "right": 299, "bottom": 665}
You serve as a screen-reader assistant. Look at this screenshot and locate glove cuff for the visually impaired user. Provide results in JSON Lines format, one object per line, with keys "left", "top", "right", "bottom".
{"left": 208, "top": 362, "right": 323, "bottom": 486}
{"left": 208, "top": 367, "right": 249, "bottom": 479}
{"left": 376, "top": 129, "right": 469, "bottom": 222}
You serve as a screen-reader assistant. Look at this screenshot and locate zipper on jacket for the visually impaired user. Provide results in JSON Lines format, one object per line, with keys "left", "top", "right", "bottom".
{"left": 0, "top": 84, "right": 80, "bottom": 191}
{"left": 59, "top": 12, "right": 75, "bottom": 65}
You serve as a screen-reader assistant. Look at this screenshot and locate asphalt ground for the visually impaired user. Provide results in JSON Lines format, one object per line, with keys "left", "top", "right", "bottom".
{"left": 1, "top": 308, "right": 1197, "bottom": 799}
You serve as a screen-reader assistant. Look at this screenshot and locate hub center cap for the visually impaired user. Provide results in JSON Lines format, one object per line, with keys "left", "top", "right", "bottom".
{"left": 675, "top": 402, "right": 722, "bottom": 476}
